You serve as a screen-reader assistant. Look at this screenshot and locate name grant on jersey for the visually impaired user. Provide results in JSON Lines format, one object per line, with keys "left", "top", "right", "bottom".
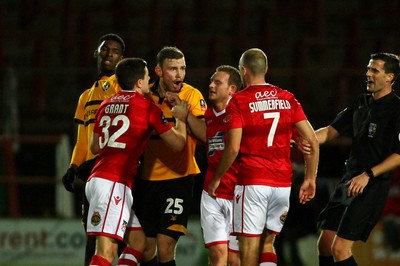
{"left": 105, "top": 104, "right": 129, "bottom": 114}
{"left": 249, "top": 99, "right": 291, "bottom": 113}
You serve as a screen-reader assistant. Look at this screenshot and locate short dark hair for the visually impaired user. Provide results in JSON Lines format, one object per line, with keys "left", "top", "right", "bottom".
{"left": 216, "top": 65, "right": 243, "bottom": 90}
{"left": 115, "top": 58, "right": 147, "bottom": 90}
{"left": 371, "top": 53, "right": 400, "bottom": 84}
{"left": 98, "top": 33, "right": 125, "bottom": 54}
{"left": 240, "top": 48, "right": 268, "bottom": 76}
{"left": 156, "top": 46, "right": 184, "bottom": 67}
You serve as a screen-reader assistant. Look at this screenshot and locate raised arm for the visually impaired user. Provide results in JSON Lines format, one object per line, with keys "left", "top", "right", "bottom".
{"left": 296, "top": 125, "right": 340, "bottom": 154}
{"left": 186, "top": 112, "right": 206, "bottom": 143}
{"left": 315, "top": 125, "right": 340, "bottom": 144}
{"left": 161, "top": 100, "right": 189, "bottom": 151}
{"left": 169, "top": 91, "right": 207, "bottom": 143}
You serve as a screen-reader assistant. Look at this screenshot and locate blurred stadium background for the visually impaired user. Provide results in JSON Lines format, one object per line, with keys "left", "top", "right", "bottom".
{"left": 1, "top": 0, "right": 400, "bottom": 265}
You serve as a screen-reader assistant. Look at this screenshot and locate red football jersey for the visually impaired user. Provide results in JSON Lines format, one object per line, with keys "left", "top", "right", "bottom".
{"left": 204, "top": 106, "right": 238, "bottom": 200}
{"left": 90, "top": 90, "right": 172, "bottom": 188}
{"left": 227, "top": 84, "right": 307, "bottom": 187}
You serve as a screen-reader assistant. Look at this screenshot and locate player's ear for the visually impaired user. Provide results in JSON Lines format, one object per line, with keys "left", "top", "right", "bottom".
{"left": 241, "top": 66, "right": 247, "bottom": 76}
{"left": 228, "top": 86, "right": 235, "bottom": 96}
{"left": 155, "top": 66, "right": 162, "bottom": 77}
{"left": 137, "top": 78, "right": 143, "bottom": 88}
{"left": 93, "top": 49, "right": 98, "bottom": 58}
{"left": 387, "top": 73, "right": 394, "bottom": 84}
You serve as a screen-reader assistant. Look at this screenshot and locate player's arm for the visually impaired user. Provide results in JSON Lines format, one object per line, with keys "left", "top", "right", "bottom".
{"left": 90, "top": 132, "right": 100, "bottom": 155}
{"left": 160, "top": 119, "right": 187, "bottom": 151}
{"left": 208, "top": 128, "right": 242, "bottom": 197}
{"left": 296, "top": 125, "right": 340, "bottom": 154}
{"left": 294, "top": 120, "right": 320, "bottom": 204}
{"left": 370, "top": 153, "right": 400, "bottom": 177}
{"left": 62, "top": 123, "right": 87, "bottom": 192}
{"left": 346, "top": 153, "right": 400, "bottom": 197}
{"left": 70, "top": 123, "right": 88, "bottom": 168}
{"left": 185, "top": 91, "right": 207, "bottom": 143}
{"left": 315, "top": 125, "right": 340, "bottom": 144}
{"left": 168, "top": 91, "right": 206, "bottom": 143}
{"left": 186, "top": 112, "right": 206, "bottom": 143}
{"left": 161, "top": 100, "right": 189, "bottom": 151}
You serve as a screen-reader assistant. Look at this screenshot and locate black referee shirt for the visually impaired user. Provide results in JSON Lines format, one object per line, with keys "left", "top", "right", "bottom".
{"left": 331, "top": 91, "right": 400, "bottom": 179}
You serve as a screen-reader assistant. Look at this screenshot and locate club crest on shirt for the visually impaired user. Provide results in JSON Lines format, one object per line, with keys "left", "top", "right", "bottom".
{"left": 170, "top": 215, "right": 177, "bottom": 221}
{"left": 200, "top": 99, "right": 207, "bottom": 111}
{"left": 91, "top": 211, "right": 101, "bottom": 226}
{"left": 121, "top": 220, "right": 127, "bottom": 233}
{"left": 102, "top": 81, "right": 110, "bottom": 91}
{"left": 368, "top": 123, "right": 377, "bottom": 138}
{"left": 222, "top": 114, "right": 232, "bottom": 124}
{"left": 279, "top": 211, "right": 288, "bottom": 225}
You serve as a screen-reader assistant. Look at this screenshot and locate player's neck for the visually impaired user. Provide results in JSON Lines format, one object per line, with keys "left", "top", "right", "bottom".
{"left": 247, "top": 76, "right": 266, "bottom": 86}
{"left": 213, "top": 102, "right": 226, "bottom": 112}
{"left": 372, "top": 87, "right": 392, "bottom": 100}
{"left": 99, "top": 70, "right": 114, "bottom": 77}
{"left": 213, "top": 96, "right": 232, "bottom": 111}
{"left": 157, "top": 84, "right": 167, "bottom": 98}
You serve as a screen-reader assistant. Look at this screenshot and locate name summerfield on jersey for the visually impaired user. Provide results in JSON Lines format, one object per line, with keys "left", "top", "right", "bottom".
{"left": 249, "top": 88, "right": 291, "bottom": 113}
{"left": 249, "top": 99, "right": 291, "bottom": 113}
{"left": 249, "top": 89, "right": 291, "bottom": 113}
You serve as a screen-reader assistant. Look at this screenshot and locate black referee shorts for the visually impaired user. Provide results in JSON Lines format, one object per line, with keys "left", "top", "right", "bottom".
{"left": 317, "top": 179, "right": 390, "bottom": 242}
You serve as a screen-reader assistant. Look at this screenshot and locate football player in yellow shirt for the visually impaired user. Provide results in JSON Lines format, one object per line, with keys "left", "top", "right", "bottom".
{"left": 134, "top": 46, "right": 207, "bottom": 266}
{"left": 62, "top": 33, "right": 125, "bottom": 266}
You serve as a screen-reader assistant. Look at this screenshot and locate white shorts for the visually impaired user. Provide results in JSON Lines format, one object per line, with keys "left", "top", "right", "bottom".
{"left": 200, "top": 190, "right": 239, "bottom": 252}
{"left": 86, "top": 177, "right": 140, "bottom": 241}
{"left": 127, "top": 209, "right": 142, "bottom": 231}
{"left": 233, "top": 185, "right": 290, "bottom": 236}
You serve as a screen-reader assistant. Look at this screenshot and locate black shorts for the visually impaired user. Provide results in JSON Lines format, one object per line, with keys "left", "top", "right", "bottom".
{"left": 317, "top": 178, "right": 390, "bottom": 242}
{"left": 133, "top": 175, "right": 194, "bottom": 240}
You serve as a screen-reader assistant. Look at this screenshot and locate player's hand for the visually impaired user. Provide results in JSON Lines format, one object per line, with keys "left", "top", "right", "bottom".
{"left": 165, "top": 91, "right": 180, "bottom": 106}
{"left": 172, "top": 100, "right": 190, "bottom": 122}
{"left": 208, "top": 178, "right": 221, "bottom": 197}
{"left": 62, "top": 167, "right": 76, "bottom": 192}
{"left": 345, "top": 173, "right": 369, "bottom": 197}
{"left": 296, "top": 136, "right": 312, "bottom": 155}
{"left": 299, "top": 179, "right": 316, "bottom": 204}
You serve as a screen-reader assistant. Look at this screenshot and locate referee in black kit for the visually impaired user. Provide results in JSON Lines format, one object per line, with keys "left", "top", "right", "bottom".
{"left": 301, "top": 53, "right": 400, "bottom": 266}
